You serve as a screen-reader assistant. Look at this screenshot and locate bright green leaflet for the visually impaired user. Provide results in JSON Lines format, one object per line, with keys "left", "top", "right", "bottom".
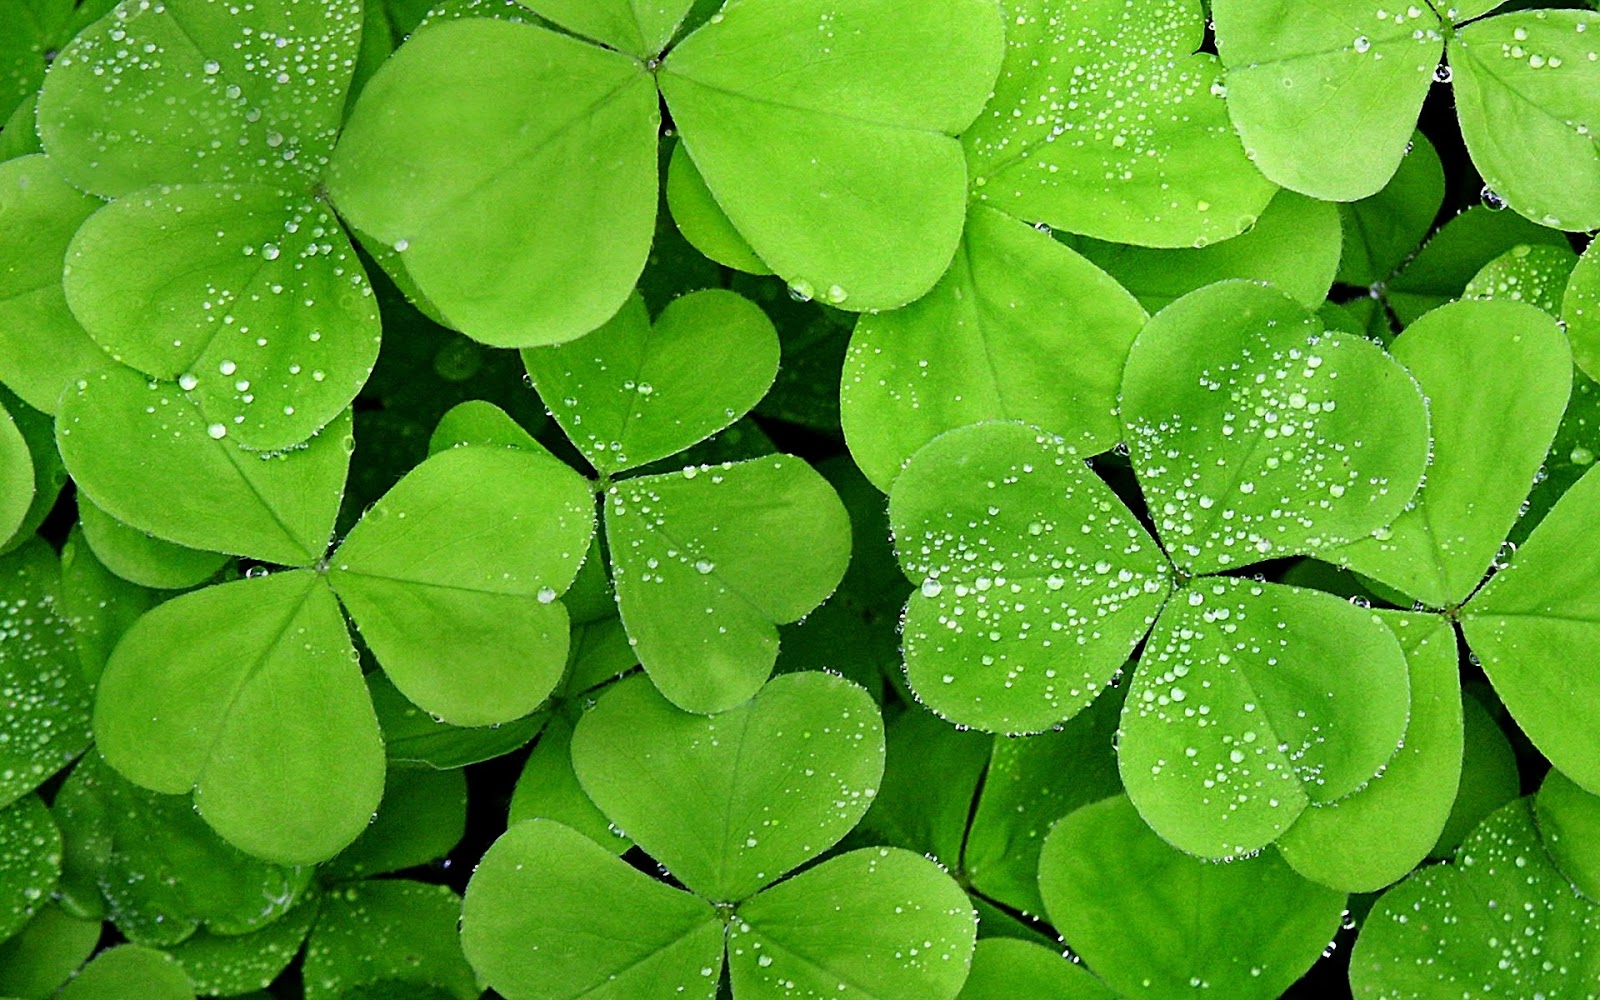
{"left": 1121, "top": 280, "right": 1431, "bottom": 574}
{"left": 76, "top": 495, "right": 228, "bottom": 591}
{"left": 50, "top": 754, "right": 311, "bottom": 945}
{"left": 93, "top": 571, "right": 384, "bottom": 864}
{"left": 965, "top": 0, "right": 1277, "bottom": 249}
{"left": 1276, "top": 612, "right": 1463, "bottom": 892}
{"left": 36, "top": 0, "right": 362, "bottom": 198}
{"left": 1431, "top": 689, "right": 1520, "bottom": 858}
{"left": 426, "top": 399, "right": 552, "bottom": 459}
{"left": 558, "top": 616, "right": 638, "bottom": 696}
{"left": 301, "top": 881, "right": 478, "bottom": 1000}
{"left": 1333, "top": 298, "right": 1572, "bottom": 608}
{"left": 0, "top": 538, "right": 92, "bottom": 809}
{"left": 366, "top": 675, "right": 548, "bottom": 771}
{"left": 890, "top": 422, "right": 1171, "bottom": 734}
{"left": 1444, "top": 1, "right": 1511, "bottom": 19}
{"left": 1452, "top": 10, "right": 1600, "bottom": 232}
{"left": 661, "top": 0, "right": 1003, "bottom": 311}
{"left": 324, "top": 766, "right": 466, "bottom": 881}
{"left": 0, "top": 390, "right": 65, "bottom": 557}
{"left": 1384, "top": 204, "right": 1570, "bottom": 325}
{"left": 1121, "top": 578, "right": 1411, "bottom": 859}
{"left": 461, "top": 819, "right": 724, "bottom": 1000}
{"left": 1539, "top": 770, "right": 1600, "bottom": 901}
{"left": 165, "top": 892, "right": 318, "bottom": 997}
{"left": 1464, "top": 242, "right": 1579, "bottom": 313}
{"left": 957, "top": 938, "right": 1118, "bottom": 1000}
{"left": 1462, "top": 464, "right": 1600, "bottom": 793}
{"left": 54, "top": 946, "right": 194, "bottom": 1000}
{"left": 523, "top": 289, "right": 779, "bottom": 474}
{"left": 0, "top": 155, "right": 105, "bottom": 415}
{"left": 842, "top": 205, "right": 1148, "bottom": 492}
{"left": 0, "top": 0, "right": 71, "bottom": 125}
{"left": 63, "top": 185, "right": 382, "bottom": 450}
{"left": 1213, "top": 1, "right": 1443, "bottom": 201}
{"left": 727, "top": 847, "right": 976, "bottom": 1000}
{"left": 606, "top": 455, "right": 851, "bottom": 714}
{"left": 56, "top": 367, "right": 351, "bottom": 565}
{"left": 1040, "top": 795, "right": 1347, "bottom": 1000}
{"left": 516, "top": 0, "right": 692, "bottom": 56}
{"left": 0, "top": 795, "right": 59, "bottom": 943}
{"left": 665, "top": 139, "right": 770, "bottom": 275}
{"left": 0, "top": 904, "right": 102, "bottom": 998}
{"left": 328, "top": 17, "right": 659, "bottom": 347}
{"left": 509, "top": 713, "right": 630, "bottom": 854}
{"left": 1063, "top": 190, "right": 1342, "bottom": 313}
{"left": 572, "top": 672, "right": 884, "bottom": 902}
{"left": 1567, "top": 237, "right": 1600, "bottom": 382}
{"left": 1336, "top": 132, "right": 1445, "bottom": 287}
{"left": 1350, "top": 798, "right": 1600, "bottom": 999}
{"left": 0, "top": 400, "right": 30, "bottom": 543}
{"left": 860, "top": 707, "right": 992, "bottom": 871}
{"left": 963, "top": 685, "right": 1123, "bottom": 915}
{"left": 330, "top": 445, "right": 595, "bottom": 726}
{"left": 59, "top": 527, "right": 160, "bottom": 685}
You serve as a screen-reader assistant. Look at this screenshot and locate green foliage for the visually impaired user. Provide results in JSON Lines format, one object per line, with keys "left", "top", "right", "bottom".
{"left": 1, "top": 0, "right": 1598, "bottom": 997}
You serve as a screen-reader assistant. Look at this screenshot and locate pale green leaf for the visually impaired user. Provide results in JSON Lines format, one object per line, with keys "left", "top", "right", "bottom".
{"left": 508, "top": 714, "right": 630, "bottom": 854}
{"left": 664, "top": 138, "right": 770, "bottom": 275}
{"left": 1464, "top": 241, "right": 1579, "bottom": 315}
{"left": 1566, "top": 235, "right": 1600, "bottom": 382}
{"left": 1384, "top": 204, "right": 1570, "bottom": 325}
{"left": 513, "top": 0, "right": 691, "bottom": 55}
{"left": 76, "top": 495, "right": 228, "bottom": 591}
{"left": 1539, "top": 769, "right": 1600, "bottom": 902}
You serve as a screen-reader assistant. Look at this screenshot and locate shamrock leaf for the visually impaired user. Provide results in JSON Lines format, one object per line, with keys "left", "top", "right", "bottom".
{"left": 518, "top": 0, "right": 695, "bottom": 57}
{"left": 665, "top": 138, "right": 770, "bottom": 275}
{"left": 606, "top": 455, "right": 850, "bottom": 713}
{"left": 164, "top": 892, "right": 318, "bottom": 997}
{"left": 1538, "top": 770, "right": 1600, "bottom": 902}
{"left": 76, "top": 496, "right": 229, "bottom": 591}
{"left": 0, "top": 397, "right": 31, "bottom": 544}
{"left": 1335, "top": 131, "right": 1444, "bottom": 289}
{"left": 1567, "top": 236, "right": 1600, "bottom": 382}
{"left": 1332, "top": 298, "right": 1572, "bottom": 607}
{"left": 0, "top": 904, "right": 102, "bottom": 998}
{"left": 957, "top": 938, "right": 1118, "bottom": 1000}
{"left": 301, "top": 881, "right": 478, "bottom": 1000}
{"left": 523, "top": 289, "right": 779, "bottom": 475}
{"left": 1121, "top": 280, "right": 1431, "bottom": 574}
{"left": 965, "top": 0, "right": 1277, "bottom": 249}
{"left": 842, "top": 205, "right": 1148, "bottom": 491}
{"left": 571, "top": 672, "right": 884, "bottom": 902}
{"left": 325, "top": 765, "right": 467, "bottom": 882}
{"left": 510, "top": 712, "right": 631, "bottom": 855}
{"left": 0, "top": 794, "right": 60, "bottom": 943}
{"left": 1383, "top": 205, "right": 1569, "bottom": 326}
{"left": 1464, "top": 242, "right": 1578, "bottom": 314}
{"left": 55, "top": 945, "right": 194, "bottom": 1000}
{"left": 889, "top": 421, "right": 1170, "bottom": 734}
{"left": 1119, "top": 578, "right": 1411, "bottom": 858}
{"left": 1039, "top": 794, "right": 1347, "bottom": 1000}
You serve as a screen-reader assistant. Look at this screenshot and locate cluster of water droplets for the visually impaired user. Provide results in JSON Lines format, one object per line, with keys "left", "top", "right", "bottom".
{"left": 0, "top": 556, "right": 91, "bottom": 799}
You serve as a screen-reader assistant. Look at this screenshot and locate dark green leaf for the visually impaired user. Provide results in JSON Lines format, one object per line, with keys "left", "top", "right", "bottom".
{"left": 302, "top": 881, "right": 478, "bottom": 1000}
{"left": 0, "top": 795, "right": 59, "bottom": 944}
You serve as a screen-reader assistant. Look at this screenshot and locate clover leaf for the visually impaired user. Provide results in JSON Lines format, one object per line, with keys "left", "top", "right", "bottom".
{"left": 957, "top": 938, "right": 1118, "bottom": 1000}
{"left": 0, "top": 794, "right": 60, "bottom": 944}
{"left": 1538, "top": 769, "right": 1600, "bottom": 902}
{"left": 1335, "top": 132, "right": 1444, "bottom": 289}
{"left": 301, "top": 881, "right": 478, "bottom": 1000}
{"left": 75, "top": 496, "right": 228, "bottom": 592}
{"left": 54, "top": 944, "right": 194, "bottom": 1000}
{"left": 0, "top": 400, "right": 30, "bottom": 544}
{"left": 1568, "top": 236, "right": 1600, "bottom": 382}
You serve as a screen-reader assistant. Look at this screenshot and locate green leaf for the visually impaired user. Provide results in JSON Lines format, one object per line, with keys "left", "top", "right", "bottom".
{"left": 963, "top": 685, "right": 1124, "bottom": 915}
{"left": 513, "top": 0, "right": 691, "bottom": 56}
{"left": 1121, "top": 280, "right": 1430, "bottom": 574}
{"left": 0, "top": 399, "right": 30, "bottom": 544}
{"left": 330, "top": 446, "right": 595, "bottom": 726}
{"left": 461, "top": 819, "right": 724, "bottom": 1000}
{"left": 367, "top": 674, "right": 547, "bottom": 771}
{"left": 890, "top": 422, "right": 1171, "bottom": 734}
{"left": 1462, "top": 464, "right": 1600, "bottom": 793}
{"left": 525, "top": 289, "right": 779, "bottom": 474}
{"left": 93, "top": 571, "right": 383, "bottom": 864}
{"left": 664, "top": 138, "right": 770, "bottom": 275}
{"left": 508, "top": 713, "right": 629, "bottom": 854}
{"left": 329, "top": 18, "right": 659, "bottom": 346}
{"left": 841, "top": 205, "right": 1148, "bottom": 491}
{"left": 0, "top": 155, "right": 106, "bottom": 415}
{"left": 1214, "top": 1, "right": 1443, "bottom": 200}
{"left": 302, "top": 881, "right": 478, "bottom": 1000}
{"left": 607, "top": 455, "right": 850, "bottom": 713}
{"left": 1064, "top": 190, "right": 1342, "bottom": 314}
{"left": 55, "top": 946, "right": 193, "bottom": 1000}
{"left": 1451, "top": 10, "right": 1600, "bottom": 232}
{"left": 556, "top": 615, "right": 638, "bottom": 697}
{"left": 1350, "top": 798, "right": 1600, "bottom": 999}
{"left": 1332, "top": 299, "right": 1572, "bottom": 607}
{"left": 727, "top": 846, "right": 976, "bottom": 1000}
{"left": 1336, "top": 131, "right": 1445, "bottom": 287}
{"left": 957, "top": 938, "right": 1118, "bottom": 1000}
{"left": 63, "top": 185, "right": 382, "bottom": 450}
{"left": 1384, "top": 204, "right": 1570, "bottom": 325}
{"left": 57, "top": 527, "right": 159, "bottom": 686}
{"left": 966, "top": 0, "right": 1277, "bottom": 249}
{"left": 1120, "top": 579, "right": 1411, "bottom": 858}
{"left": 1040, "top": 795, "right": 1347, "bottom": 1000}
{"left": 76, "top": 496, "right": 228, "bottom": 591}
{"left": 57, "top": 366, "right": 351, "bottom": 566}
{"left": 0, "top": 389, "right": 66, "bottom": 558}
{"left": 1431, "top": 688, "right": 1520, "bottom": 858}
{"left": 426, "top": 399, "right": 550, "bottom": 458}
{"left": 859, "top": 706, "right": 992, "bottom": 871}
{"left": 0, "top": 795, "right": 60, "bottom": 943}
{"left": 165, "top": 891, "right": 318, "bottom": 997}
{"left": 659, "top": 0, "right": 1003, "bottom": 310}
{"left": 1566, "top": 236, "right": 1600, "bottom": 382}
{"left": 1464, "top": 241, "right": 1579, "bottom": 315}
{"left": 1275, "top": 612, "right": 1463, "bottom": 892}
{"left": 36, "top": 0, "right": 364, "bottom": 198}
{"left": 0, "top": 538, "right": 92, "bottom": 809}
{"left": 324, "top": 766, "right": 466, "bottom": 881}
{"left": 1539, "top": 769, "right": 1600, "bottom": 902}
{"left": 0, "top": 1, "right": 71, "bottom": 126}
{"left": 572, "top": 672, "right": 884, "bottom": 902}
{"left": 0, "top": 904, "right": 102, "bottom": 999}
{"left": 51, "top": 753, "right": 311, "bottom": 945}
